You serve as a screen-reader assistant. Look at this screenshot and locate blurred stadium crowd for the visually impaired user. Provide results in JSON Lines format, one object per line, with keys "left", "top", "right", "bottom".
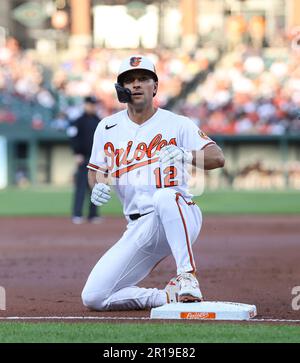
{"left": 177, "top": 45, "right": 300, "bottom": 135}
{"left": 1, "top": 36, "right": 300, "bottom": 135}
{"left": 0, "top": 37, "right": 209, "bottom": 130}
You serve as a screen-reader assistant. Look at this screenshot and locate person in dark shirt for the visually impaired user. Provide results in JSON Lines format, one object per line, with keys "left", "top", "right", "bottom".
{"left": 68, "top": 96, "right": 102, "bottom": 224}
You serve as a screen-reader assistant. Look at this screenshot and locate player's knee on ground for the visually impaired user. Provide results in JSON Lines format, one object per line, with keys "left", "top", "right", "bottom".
{"left": 81, "top": 289, "right": 110, "bottom": 311}
{"left": 153, "top": 188, "right": 177, "bottom": 212}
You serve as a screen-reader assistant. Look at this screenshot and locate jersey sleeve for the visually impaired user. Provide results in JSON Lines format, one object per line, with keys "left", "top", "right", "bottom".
{"left": 179, "top": 117, "right": 216, "bottom": 151}
{"left": 87, "top": 123, "right": 108, "bottom": 174}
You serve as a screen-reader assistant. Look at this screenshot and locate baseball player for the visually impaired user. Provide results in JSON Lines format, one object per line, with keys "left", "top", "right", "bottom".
{"left": 81, "top": 55, "right": 225, "bottom": 311}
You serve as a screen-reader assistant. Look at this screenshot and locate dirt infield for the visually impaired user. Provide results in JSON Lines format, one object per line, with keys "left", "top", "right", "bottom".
{"left": 0, "top": 215, "right": 299, "bottom": 321}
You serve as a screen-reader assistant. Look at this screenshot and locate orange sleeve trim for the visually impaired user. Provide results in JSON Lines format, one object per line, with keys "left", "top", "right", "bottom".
{"left": 87, "top": 163, "right": 108, "bottom": 174}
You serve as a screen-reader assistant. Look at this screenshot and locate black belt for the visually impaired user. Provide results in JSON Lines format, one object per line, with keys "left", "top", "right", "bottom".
{"left": 129, "top": 212, "right": 152, "bottom": 221}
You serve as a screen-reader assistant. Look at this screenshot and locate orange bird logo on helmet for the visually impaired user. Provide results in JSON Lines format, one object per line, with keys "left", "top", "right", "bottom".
{"left": 130, "top": 57, "right": 142, "bottom": 67}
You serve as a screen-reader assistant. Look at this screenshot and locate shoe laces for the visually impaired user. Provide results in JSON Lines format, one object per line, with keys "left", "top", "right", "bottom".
{"left": 177, "top": 273, "right": 199, "bottom": 289}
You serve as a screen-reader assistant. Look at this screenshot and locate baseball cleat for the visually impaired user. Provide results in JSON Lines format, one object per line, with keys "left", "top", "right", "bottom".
{"left": 165, "top": 273, "right": 204, "bottom": 303}
{"left": 177, "top": 273, "right": 203, "bottom": 303}
{"left": 165, "top": 277, "right": 179, "bottom": 303}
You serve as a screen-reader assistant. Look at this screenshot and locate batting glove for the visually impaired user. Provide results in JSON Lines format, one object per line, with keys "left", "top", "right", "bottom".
{"left": 159, "top": 145, "right": 193, "bottom": 166}
{"left": 91, "top": 183, "right": 111, "bottom": 206}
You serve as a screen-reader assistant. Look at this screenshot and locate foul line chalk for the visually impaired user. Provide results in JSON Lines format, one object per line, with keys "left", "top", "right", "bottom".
{"left": 0, "top": 316, "right": 300, "bottom": 323}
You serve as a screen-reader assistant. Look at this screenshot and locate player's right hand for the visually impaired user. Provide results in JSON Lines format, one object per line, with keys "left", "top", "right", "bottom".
{"left": 91, "top": 183, "right": 111, "bottom": 206}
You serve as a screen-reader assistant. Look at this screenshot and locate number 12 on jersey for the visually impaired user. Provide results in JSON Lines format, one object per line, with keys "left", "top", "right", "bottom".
{"left": 154, "top": 166, "right": 178, "bottom": 188}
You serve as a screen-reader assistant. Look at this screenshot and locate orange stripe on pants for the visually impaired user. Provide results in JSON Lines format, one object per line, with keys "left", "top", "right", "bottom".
{"left": 175, "top": 192, "right": 196, "bottom": 273}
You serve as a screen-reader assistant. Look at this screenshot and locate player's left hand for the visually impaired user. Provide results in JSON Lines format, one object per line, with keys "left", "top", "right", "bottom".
{"left": 159, "top": 145, "right": 193, "bottom": 166}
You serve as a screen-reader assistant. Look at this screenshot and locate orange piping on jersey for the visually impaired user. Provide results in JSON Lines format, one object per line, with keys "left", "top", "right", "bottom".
{"left": 111, "top": 157, "right": 159, "bottom": 178}
{"left": 176, "top": 193, "right": 195, "bottom": 206}
{"left": 175, "top": 192, "right": 196, "bottom": 273}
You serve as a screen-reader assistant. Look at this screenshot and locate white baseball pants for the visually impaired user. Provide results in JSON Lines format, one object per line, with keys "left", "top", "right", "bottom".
{"left": 81, "top": 188, "right": 202, "bottom": 311}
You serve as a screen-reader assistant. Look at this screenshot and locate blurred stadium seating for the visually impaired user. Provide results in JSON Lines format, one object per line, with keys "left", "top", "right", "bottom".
{"left": 0, "top": 0, "right": 300, "bottom": 189}
{"left": 0, "top": 42, "right": 212, "bottom": 130}
{"left": 176, "top": 45, "right": 300, "bottom": 135}
{"left": 1, "top": 38, "right": 300, "bottom": 135}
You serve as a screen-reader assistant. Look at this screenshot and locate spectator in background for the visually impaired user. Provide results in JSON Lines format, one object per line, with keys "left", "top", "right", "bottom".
{"left": 67, "top": 96, "right": 102, "bottom": 224}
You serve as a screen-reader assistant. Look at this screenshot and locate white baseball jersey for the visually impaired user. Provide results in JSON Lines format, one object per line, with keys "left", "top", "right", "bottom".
{"left": 88, "top": 108, "right": 215, "bottom": 217}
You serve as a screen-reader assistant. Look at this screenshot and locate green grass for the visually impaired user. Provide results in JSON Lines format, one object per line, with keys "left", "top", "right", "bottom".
{"left": 0, "top": 322, "right": 299, "bottom": 343}
{"left": 0, "top": 187, "right": 122, "bottom": 217}
{"left": 0, "top": 187, "right": 299, "bottom": 216}
{"left": 194, "top": 190, "right": 300, "bottom": 214}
